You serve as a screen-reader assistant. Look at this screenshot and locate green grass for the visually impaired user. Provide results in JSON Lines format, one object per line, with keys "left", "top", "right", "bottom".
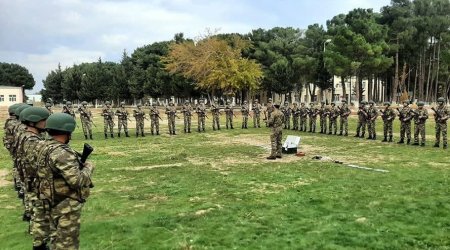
{"left": 0, "top": 116, "right": 449, "bottom": 249}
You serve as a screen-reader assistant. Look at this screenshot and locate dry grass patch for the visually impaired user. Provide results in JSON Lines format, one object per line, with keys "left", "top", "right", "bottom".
{"left": 112, "top": 163, "right": 183, "bottom": 171}
{"left": 0, "top": 169, "right": 11, "bottom": 187}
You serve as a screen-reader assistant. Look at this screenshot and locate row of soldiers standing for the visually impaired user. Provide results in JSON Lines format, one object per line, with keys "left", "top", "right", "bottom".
{"left": 3, "top": 103, "right": 94, "bottom": 249}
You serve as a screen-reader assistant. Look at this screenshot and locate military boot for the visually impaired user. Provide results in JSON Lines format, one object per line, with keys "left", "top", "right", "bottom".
{"left": 266, "top": 156, "right": 276, "bottom": 160}
{"left": 156, "top": 131, "right": 160, "bottom": 135}
{"left": 136, "top": 132, "right": 139, "bottom": 137}
{"left": 328, "top": 132, "right": 332, "bottom": 135}
{"left": 388, "top": 136, "right": 393, "bottom": 142}
{"left": 372, "top": 135, "right": 376, "bottom": 140}
{"left": 360, "top": 133, "right": 365, "bottom": 138}
{"left": 231, "top": 125, "right": 234, "bottom": 129}
{"left": 141, "top": 132, "right": 145, "bottom": 137}
{"left": 344, "top": 133, "right": 348, "bottom": 136}
{"left": 33, "top": 243, "right": 49, "bottom": 250}
{"left": 85, "top": 135, "right": 88, "bottom": 140}
{"left": 173, "top": 131, "right": 176, "bottom": 135}
{"left": 412, "top": 141, "right": 419, "bottom": 146}
{"left": 111, "top": 133, "right": 114, "bottom": 138}
{"left": 105, "top": 133, "right": 108, "bottom": 139}
{"left": 382, "top": 136, "right": 387, "bottom": 142}
{"left": 406, "top": 139, "right": 411, "bottom": 145}
{"left": 151, "top": 131, "right": 154, "bottom": 135}
{"left": 188, "top": 129, "right": 191, "bottom": 133}
{"left": 125, "top": 132, "right": 130, "bottom": 137}
{"left": 354, "top": 132, "right": 360, "bottom": 137}
{"left": 90, "top": 134, "right": 93, "bottom": 140}
{"left": 397, "top": 139, "right": 404, "bottom": 144}
{"left": 339, "top": 132, "right": 343, "bottom": 136}
{"left": 420, "top": 143, "right": 425, "bottom": 147}
{"left": 118, "top": 133, "right": 121, "bottom": 138}
{"left": 433, "top": 143, "right": 439, "bottom": 148}
{"left": 367, "top": 135, "right": 372, "bottom": 140}
{"left": 443, "top": 145, "right": 447, "bottom": 149}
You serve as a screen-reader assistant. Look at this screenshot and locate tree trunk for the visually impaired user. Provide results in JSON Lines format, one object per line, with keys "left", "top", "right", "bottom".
{"left": 434, "top": 36, "right": 441, "bottom": 100}
{"left": 341, "top": 76, "right": 347, "bottom": 100}
{"left": 413, "top": 66, "right": 418, "bottom": 102}
{"left": 392, "top": 38, "right": 399, "bottom": 101}
{"left": 425, "top": 43, "right": 435, "bottom": 102}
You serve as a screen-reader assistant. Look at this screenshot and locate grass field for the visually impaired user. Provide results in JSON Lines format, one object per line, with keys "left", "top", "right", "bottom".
{"left": 0, "top": 114, "right": 449, "bottom": 249}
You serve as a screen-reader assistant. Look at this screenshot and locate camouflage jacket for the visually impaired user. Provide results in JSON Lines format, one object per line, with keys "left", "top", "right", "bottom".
{"left": 35, "top": 138, "right": 93, "bottom": 206}
{"left": 16, "top": 130, "right": 44, "bottom": 184}
{"left": 357, "top": 107, "right": 368, "bottom": 121}
{"left": 413, "top": 108, "right": 428, "bottom": 124}
{"left": 241, "top": 105, "right": 249, "bottom": 116}
{"left": 62, "top": 106, "right": 76, "bottom": 117}
{"left": 11, "top": 123, "right": 27, "bottom": 158}
{"left": 266, "top": 103, "right": 274, "bottom": 116}
{"left": 398, "top": 107, "right": 413, "bottom": 122}
{"left": 318, "top": 106, "right": 328, "bottom": 118}
{"left": 224, "top": 105, "right": 234, "bottom": 116}
{"left": 211, "top": 104, "right": 221, "bottom": 115}
{"left": 299, "top": 106, "right": 308, "bottom": 117}
{"left": 150, "top": 107, "right": 160, "bottom": 118}
{"left": 115, "top": 107, "right": 129, "bottom": 120}
{"left": 329, "top": 107, "right": 340, "bottom": 120}
{"left": 291, "top": 106, "right": 300, "bottom": 116}
{"left": 280, "top": 106, "right": 291, "bottom": 116}
{"left": 196, "top": 104, "right": 207, "bottom": 116}
{"left": 339, "top": 104, "right": 351, "bottom": 118}
{"left": 182, "top": 104, "right": 193, "bottom": 116}
{"left": 3, "top": 116, "right": 18, "bottom": 153}
{"left": 380, "top": 108, "right": 395, "bottom": 122}
{"left": 252, "top": 103, "right": 262, "bottom": 114}
{"left": 133, "top": 108, "right": 145, "bottom": 120}
{"left": 308, "top": 106, "right": 318, "bottom": 118}
{"left": 434, "top": 105, "right": 449, "bottom": 123}
{"left": 165, "top": 106, "right": 177, "bottom": 118}
{"left": 268, "top": 109, "right": 284, "bottom": 131}
{"left": 78, "top": 106, "right": 92, "bottom": 121}
{"left": 367, "top": 106, "right": 378, "bottom": 120}
{"left": 102, "top": 107, "right": 114, "bottom": 120}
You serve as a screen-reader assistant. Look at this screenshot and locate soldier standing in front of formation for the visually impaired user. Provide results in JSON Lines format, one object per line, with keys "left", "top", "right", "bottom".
{"left": 252, "top": 99, "right": 262, "bottom": 128}
{"left": 281, "top": 101, "right": 291, "bottom": 129}
{"left": 133, "top": 104, "right": 145, "bottom": 137}
{"left": 115, "top": 102, "right": 130, "bottom": 138}
{"left": 182, "top": 100, "right": 193, "bottom": 133}
{"left": 299, "top": 103, "right": 308, "bottom": 132}
{"left": 62, "top": 101, "right": 76, "bottom": 118}
{"left": 366, "top": 101, "right": 378, "bottom": 140}
{"left": 318, "top": 101, "right": 328, "bottom": 134}
{"left": 15, "top": 107, "right": 50, "bottom": 249}
{"left": 196, "top": 99, "right": 207, "bottom": 132}
{"left": 241, "top": 100, "right": 249, "bottom": 129}
{"left": 412, "top": 102, "right": 428, "bottom": 146}
{"left": 265, "top": 98, "right": 274, "bottom": 127}
{"left": 78, "top": 101, "right": 93, "bottom": 140}
{"left": 150, "top": 103, "right": 160, "bottom": 135}
{"left": 101, "top": 101, "right": 115, "bottom": 139}
{"left": 211, "top": 101, "right": 221, "bottom": 130}
{"left": 328, "top": 102, "right": 339, "bottom": 135}
{"left": 267, "top": 104, "right": 284, "bottom": 160}
{"left": 398, "top": 100, "right": 413, "bottom": 144}
{"left": 224, "top": 101, "right": 234, "bottom": 129}
{"left": 339, "top": 99, "right": 351, "bottom": 136}
{"left": 308, "top": 103, "right": 318, "bottom": 133}
{"left": 35, "top": 113, "right": 95, "bottom": 250}
{"left": 381, "top": 102, "right": 396, "bottom": 142}
{"left": 45, "top": 103, "right": 53, "bottom": 114}
{"left": 291, "top": 102, "right": 299, "bottom": 130}
{"left": 355, "top": 101, "right": 368, "bottom": 138}
{"left": 166, "top": 101, "right": 177, "bottom": 135}
{"left": 433, "top": 97, "right": 449, "bottom": 149}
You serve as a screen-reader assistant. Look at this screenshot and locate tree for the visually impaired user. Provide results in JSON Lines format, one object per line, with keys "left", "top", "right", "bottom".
{"left": 41, "top": 63, "right": 64, "bottom": 103}
{"left": 0, "top": 62, "right": 35, "bottom": 89}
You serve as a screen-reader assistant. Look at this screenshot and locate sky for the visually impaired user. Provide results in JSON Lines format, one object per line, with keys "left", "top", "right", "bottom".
{"left": 0, "top": 0, "right": 391, "bottom": 94}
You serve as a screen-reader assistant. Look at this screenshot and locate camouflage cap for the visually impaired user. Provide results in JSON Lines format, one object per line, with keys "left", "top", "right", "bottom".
{"left": 152, "top": 103, "right": 156, "bottom": 106}
{"left": 45, "top": 103, "right": 52, "bottom": 107}
{"left": 284, "top": 101, "right": 289, "bottom": 104}
{"left": 341, "top": 99, "right": 347, "bottom": 103}
{"left": 45, "top": 113, "right": 76, "bottom": 133}
{"left": 137, "top": 103, "right": 142, "bottom": 107}
{"left": 437, "top": 97, "right": 445, "bottom": 103}
{"left": 309, "top": 103, "right": 314, "bottom": 105}
{"left": 254, "top": 99, "right": 259, "bottom": 102}
{"left": 383, "top": 102, "right": 391, "bottom": 106}
{"left": 293, "top": 102, "right": 297, "bottom": 105}
{"left": 185, "top": 100, "right": 189, "bottom": 103}
{"left": 417, "top": 102, "right": 425, "bottom": 107}
{"left": 8, "top": 103, "right": 23, "bottom": 114}
{"left": 66, "top": 101, "right": 72, "bottom": 105}
{"left": 20, "top": 107, "right": 50, "bottom": 123}
{"left": 120, "top": 102, "right": 125, "bottom": 105}
{"left": 244, "top": 100, "right": 247, "bottom": 103}
{"left": 81, "top": 101, "right": 88, "bottom": 105}
{"left": 105, "top": 101, "right": 111, "bottom": 105}
{"left": 369, "top": 100, "right": 375, "bottom": 104}
{"left": 331, "top": 102, "right": 335, "bottom": 106}
{"left": 321, "top": 101, "right": 325, "bottom": 104}
{"left": 15, "top": 104, "right": 31, "bottom": 117}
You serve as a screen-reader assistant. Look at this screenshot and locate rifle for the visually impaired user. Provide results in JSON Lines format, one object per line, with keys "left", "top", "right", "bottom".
{"left": 79, "top": 143, "right": 94, "bottom": 188}
{"left": 431, "top": 107, "right": 447, "bottom": 122}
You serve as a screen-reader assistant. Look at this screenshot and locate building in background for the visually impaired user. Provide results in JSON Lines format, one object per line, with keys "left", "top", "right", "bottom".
{"left": 0, "top": 85, "right": 24, "bottom": 106}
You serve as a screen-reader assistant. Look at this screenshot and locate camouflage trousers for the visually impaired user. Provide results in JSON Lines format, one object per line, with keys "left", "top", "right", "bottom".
{"left": 367, "top": 120, "right": 376, "bottom": 138}
{"left": 340, "top": 117, "right": 348, "bottom": 135}
{"left": 32, "top": 198, "right": 50, "bottom": 247}
{"left": 253, "top": 113, "right": 261, "bottom": 128}
{"left": 320, "top": 116, "right": 327, "bottom": 133}
{"left": 383, "top": 120, "right": 393, "bottom": 138}
{"left": 80, "top": 118, "right": 92, "bottom": 137}
{"left": 356, "top": 120, "right": 366, "bottom": 135}
{"left": 197, "top": 115, "right": 205, "bottom": 131}
{"left": 103, "top": 119, "right": 114, "bottom": 134}
{"left": 135, "top": 118, "right": 144, "bottom": 135}
{"left": 283, "top": 115, "right": 290, "bottom": 129}
{"left": 435, "top": 122, "right": 447, "bottom": 146}
{"left": 292, "top": 115, "right": 299, "bottom": 130}
{"left": 329, "top": 118, "right": 337, "bottom": 134}
{"left": 309, "top": 117, "right": 317, "bottom": 132}
{"left": 270, "top": 128, "right": 282, "bottom": 157}
{"left": 184, "top": 115, "right": 191, "bottom": 131}
{"left": 151, "top": 117, "right": 159, "bottom": 134}
{"left": 226, "top": 115, "right": 233, "bottom": 129}
{"left": 400, "top": 121, "right": 411, "bottom": 140}
{"left": 242, "top": 115, "right": 248, "bottom": 128}
{"left": 300, "top": 117, "right": 307, "bottom": 131}
{"left": 414, "top": 123, "right": 426, "bottom": 144}
{"left": 168, "top": 117, "right": 176, "bottom": 134}
{"left": 117, "top": 119, "right": 128, "bottom": 133}
{"left": 212, "top": 115, "right": 220, "bottom": 130}
{"left": 49, "top": 198, "right": 84, "bottom": 250}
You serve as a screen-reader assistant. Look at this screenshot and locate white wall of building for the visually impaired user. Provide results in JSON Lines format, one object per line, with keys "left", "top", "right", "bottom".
{"left": 0, "top": 86, "right": 24, "bottom": 107}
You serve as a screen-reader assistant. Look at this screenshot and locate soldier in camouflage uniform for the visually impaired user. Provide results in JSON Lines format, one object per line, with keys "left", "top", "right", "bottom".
{"left": 78, "top": 101, "right": 93, "bottom": 140}
{"left": 62, "top": 101, "right": 76, "bottom": 118}
{"left": 267, "top": 104, "right": 284, "bottom": 160}
{"left": 280, "top": 101, "right": 291, "bottom": 129}
{"left": 45, "top": 103, "right": 53, "bottom": 114}
{"left": 308, "top": 103, "right": 318, "bottom": 133}
{"left": 318, "top": 101, "right": 328, "bottom": 134}
{"left": 252, "top": 99, "right": 262, "bottom": 128}
{"left": 101, "top": 101, "right": 115, "bottom": 139}
{"left": 339, "top": 99, "right": 351, "bottom": 136}
{"left": 355, "top": 101, "right": 368, "bottom": 138}
{"left": 433, "top": 97, "right": 449, "bottom": 149}
{"left": 3, "top": 103, "right": 23, "bottom": 192}
{"left": 224, "top": 101, "right": 234, "bottom": 129}
{"left": 366, "top": 101, "right": 378, "bottom": 140}
{"left": 328, "top": 102, "right": 339, "bottom": 135}
{"left": 115, "top": 102, "right": 130, "bottom": 137}
{"left": 150, "top": 103, "right": 161, "bottom": 135}
{"left": 380, "top": 102, "right": 396, "bottom": 142}
{"left": 291, "top": 102, "right": 299, "bottom": 130}
{"left": 412, "top": 102, "right": 429, "bottom": 146}
{"left": 265, "top": 98, "right": 274, "bottom": 127}
{"left": 166, "top": 101, "right": 177, "bottom": 135}
{"left": 133, "top": 104, "right": 146, "bottom": 137}
{"left": 299, "top": 103, "right": 308, "bottom": 132}
{"left": 196, "top": 99, "right": 207, "bottom": 132}
{"left": 182, "top": 100, "right": 193, "bottom": 133}
{"left": 398, "top": 100, "right": 413, "bottom": 144}
{"left": 241, "top": 101, "right": 250, "bottom": 129}
{"left": 16, "top": 107, "right": 50, "bottom": 249}
{"left": 211, "top": 101, "right": 221, "bottom": 130}
{"left": 35, "top": 113, "right": 94, "bottom": 250}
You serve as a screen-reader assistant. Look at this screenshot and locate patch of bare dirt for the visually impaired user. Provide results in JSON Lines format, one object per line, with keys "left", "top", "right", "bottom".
{"left": 107, "top": 151, "right": 128, "bottom": 157}
{"left": 112, "top": 163, "right": 183, "bottom": 171}
{"left": 0, "top": 169, "right": 11, "bottom": 187}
